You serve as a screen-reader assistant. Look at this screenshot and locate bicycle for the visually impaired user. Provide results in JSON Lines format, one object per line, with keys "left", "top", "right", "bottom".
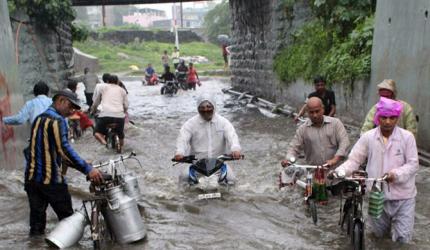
{"left": 279, "top": 158, "right": 329, "bottom": 224}
{"left": 82, "top": 152, "right": 143, "bottom": 249}
{"left": 105, "top": 123, "right": 121, "bottom": 153}
{"left": 330, "top": 170, "right": 388, "bottom": 250}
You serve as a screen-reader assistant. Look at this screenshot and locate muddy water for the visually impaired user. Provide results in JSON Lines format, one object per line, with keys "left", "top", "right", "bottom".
{"left": 1, "top": 77, "right": 429, "bottom": 249}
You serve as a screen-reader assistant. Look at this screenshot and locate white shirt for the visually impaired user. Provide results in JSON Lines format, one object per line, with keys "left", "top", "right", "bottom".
{"left": 176, "top": 113, "right": 241, "bottom": 158}
{"left": 92, "top": 84, "right": 128, "bottom": 118}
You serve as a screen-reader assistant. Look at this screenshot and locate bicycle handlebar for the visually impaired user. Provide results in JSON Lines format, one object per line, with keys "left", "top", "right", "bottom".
{"left": 329, "top": 172, "right": 388, "bottom": 182}
{"left": 289, "top": 163, "right": 329, "bottom": 170}
{"left": 93, "top": 151, "right": 137, "bottom": 168}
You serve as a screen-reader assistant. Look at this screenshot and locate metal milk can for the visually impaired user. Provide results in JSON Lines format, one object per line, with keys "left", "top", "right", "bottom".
{"left": 45, "top": 208, "right": 88, "bottom": 248}
{"left": 104, "top": 185, "right": 146, "bottom": 244}
{"left": 122, "top": 172, "right": 141, "bottom": 200}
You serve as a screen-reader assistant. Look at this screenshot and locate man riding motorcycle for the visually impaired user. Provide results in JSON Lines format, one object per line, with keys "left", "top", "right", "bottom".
{"left": 176, "top": 59, "right": 189, "bottom": 90}
{"left": 160, "top": 66, "right": 177, "bottom": 95}
{"left": 144, "top": 63, "right": 158, "bottom": 85}
{"left": 174, "top": 95, "right": 242, "bottom": 185}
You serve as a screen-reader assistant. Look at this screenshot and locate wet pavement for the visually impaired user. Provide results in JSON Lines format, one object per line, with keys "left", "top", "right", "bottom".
{"left": 0, "top": 77, "right": 429, "bottom": 249}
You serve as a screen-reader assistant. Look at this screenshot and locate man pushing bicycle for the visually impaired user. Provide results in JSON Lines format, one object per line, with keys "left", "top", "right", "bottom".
{"left": 332, "top": 97, "right": 419, "bottom": 243}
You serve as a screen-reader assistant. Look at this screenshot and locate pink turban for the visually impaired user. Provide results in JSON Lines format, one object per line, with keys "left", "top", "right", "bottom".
{"left": 374, "top": 97, "right": 403, "bottom": 125}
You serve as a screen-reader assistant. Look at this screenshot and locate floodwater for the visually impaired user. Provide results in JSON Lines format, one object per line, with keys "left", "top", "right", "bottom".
{"left": 0, "top": 77, "right": 429, "bottom": 249}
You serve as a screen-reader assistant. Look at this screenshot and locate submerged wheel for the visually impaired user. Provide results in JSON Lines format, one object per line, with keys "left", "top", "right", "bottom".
{"left": 91, "top": 205, "right": 106, "bottom": 250}
{"left": 353, "top": 221, "right": 364, "bottom": 250}
{"left": 115, "top": 135, "right": 121, "bottom": 153}
{"left": 308, "top": 199, "right": 318, "bottom": 225}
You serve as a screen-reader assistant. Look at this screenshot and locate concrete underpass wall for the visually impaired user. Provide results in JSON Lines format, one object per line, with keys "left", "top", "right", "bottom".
{"left": 0, "top": 0, "right": 25, "bottom": 169}
{"left": 10, "top": 12, "right": 74, "bottom": 99}
{"left": 229, "top": 0, "right": 371, "bottom": 126}
{"left": 370, "top": 0, "right": 430, "bottom": 150}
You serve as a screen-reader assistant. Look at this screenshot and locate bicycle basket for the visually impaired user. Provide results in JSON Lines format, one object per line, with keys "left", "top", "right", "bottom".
{"left": 368, "top": 181, "right": 384, "bottom": 219}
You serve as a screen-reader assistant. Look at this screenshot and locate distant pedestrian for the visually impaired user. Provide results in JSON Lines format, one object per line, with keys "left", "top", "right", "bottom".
{"left": 171, "top": 46, "right": 180, "bottom": 69}
{"left": 72, "top": 67, "right": 100, "bottom": 111}
{"left": 161, "top": 50, "right": 169, "bottom": 69}
{"left": 187, "top": 62, "right": 200, "bottom": 90}
{"left": 222, "top": 44, "right": 229, "bottom": 71}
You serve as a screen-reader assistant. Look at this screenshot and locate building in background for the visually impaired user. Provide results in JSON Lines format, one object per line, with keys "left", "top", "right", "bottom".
{"left": 172, "top": 4, "right": 211, "bottom": 28}
{"left": 123, "top": 8, "right": 166, "bottom": 28}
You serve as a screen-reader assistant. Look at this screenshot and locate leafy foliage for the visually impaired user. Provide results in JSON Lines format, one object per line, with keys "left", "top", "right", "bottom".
{"left": 8, "top": 0, "right": 75, "bottom": 28}
{"left": 203, "top": 0, "right": 231, "bottom": 44}
{"left": 71, "top": 22, "right": 90, "bottom": 42}
{"left": 274, "top": 0, "right": 375, "bottom": 85}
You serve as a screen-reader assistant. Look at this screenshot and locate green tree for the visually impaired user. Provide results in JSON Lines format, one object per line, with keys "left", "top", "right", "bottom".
{"left": 203, "top": 0, "right": 231, "bottom": 44}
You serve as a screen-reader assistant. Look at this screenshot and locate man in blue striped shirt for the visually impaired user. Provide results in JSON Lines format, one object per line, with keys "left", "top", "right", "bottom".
{"left": 24, "top": 90, "right": 103, "bottom": 236}
{"left": 2, "top": 81, "right": 52, "bottom": 125}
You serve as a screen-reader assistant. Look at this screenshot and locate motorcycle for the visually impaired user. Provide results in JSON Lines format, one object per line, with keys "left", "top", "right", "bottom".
{"left": 143, "top": 73, "right": 158, "bottom": 85}
{"left": 175, "top": 70, "right": 188, "bottom": 90}
{"left": 172, "top": 154, "right": 244, "bottom": 200}
{"left": 160, "top": 80, "right": 178, "bottom": 96}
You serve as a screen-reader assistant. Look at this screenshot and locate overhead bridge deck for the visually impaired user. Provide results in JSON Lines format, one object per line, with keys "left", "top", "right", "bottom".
{"left": 72, "top": 0, "right": 209, "bottom": 6}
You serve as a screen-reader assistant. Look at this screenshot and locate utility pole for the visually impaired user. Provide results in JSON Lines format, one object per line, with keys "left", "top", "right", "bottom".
{"left": 180, "top": 1, "right": 183, "bottom": 28}
{"left": 102, "top": 5, "right": 106, "bottom": 27}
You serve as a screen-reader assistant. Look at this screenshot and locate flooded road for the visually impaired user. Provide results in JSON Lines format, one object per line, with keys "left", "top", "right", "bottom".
{"left": 1, "top": 77, "right": 429, "bottom": 249}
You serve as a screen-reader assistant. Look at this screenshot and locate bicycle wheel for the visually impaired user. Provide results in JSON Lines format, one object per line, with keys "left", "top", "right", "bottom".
{"left": 308, "top": 199, "right": 318, "bottom": 225}
{"left": 114, "top": 135, "right": 121, "bottom": 153}
{"left": 353, "top": 220, "right": 364, "bottom": 250}
{"left": 91, "top": 203, "right": 106, "bottom": 250}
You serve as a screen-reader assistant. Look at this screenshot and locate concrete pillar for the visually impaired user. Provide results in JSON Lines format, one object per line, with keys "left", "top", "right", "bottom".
{"left": 0, "top": 0, "right": 26, "bottom": 169}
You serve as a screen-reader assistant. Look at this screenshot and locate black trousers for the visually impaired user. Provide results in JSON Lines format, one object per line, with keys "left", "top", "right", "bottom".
{"left": 24, "top": 182, "right": 74, "bottom": 235}
{"left": 85, "top": 92, "right": 94, "bottom": 109}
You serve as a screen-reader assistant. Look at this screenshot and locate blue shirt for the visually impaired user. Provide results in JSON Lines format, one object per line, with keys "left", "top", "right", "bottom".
{"left": 2, "top": 95, "right": 52, "bottom": 125}
{"left": 25, "top": 107, "right": 92, "bottom": 184}
{"left": 145, "top": 67, "right": 155, "bottom": 76}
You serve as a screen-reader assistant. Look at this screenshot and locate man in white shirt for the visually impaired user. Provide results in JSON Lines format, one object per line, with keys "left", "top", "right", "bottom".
{"left": 174, "top": 95, "right": 241, "bottom": 185}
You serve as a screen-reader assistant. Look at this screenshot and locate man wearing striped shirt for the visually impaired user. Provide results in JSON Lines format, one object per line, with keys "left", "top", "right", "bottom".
{"left": 24, "top": 90, "right": 102, "bottom": 236}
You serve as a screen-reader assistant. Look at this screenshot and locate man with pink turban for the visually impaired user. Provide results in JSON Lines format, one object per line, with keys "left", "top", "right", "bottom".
{"left": 333, "top": 97, "right": 419, "bottom": 243}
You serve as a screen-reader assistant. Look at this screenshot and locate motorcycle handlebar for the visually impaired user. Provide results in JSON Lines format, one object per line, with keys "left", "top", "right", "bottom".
{"left": 171, "top": 154, "right": 245, "bottom": 163}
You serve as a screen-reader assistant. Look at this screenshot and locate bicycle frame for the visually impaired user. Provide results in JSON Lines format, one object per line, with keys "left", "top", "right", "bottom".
{"left": 285, "top": 162, "right": 329, "bottom": 225}
{"left": 334, "top": 173, "right": 387, "bottom": 250}
{"left": 82, "top": 152, "right": 143, "bottom": 248}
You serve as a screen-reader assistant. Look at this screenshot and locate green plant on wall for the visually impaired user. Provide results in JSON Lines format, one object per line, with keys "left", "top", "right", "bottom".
{"left": 8, "top": 0, "right": 75, "bottom": 28}
{"left": 71, "top": 22, "right": 90, "bottom": 42}
{"left": 274, "top": 0, "right": 375, "bottom": 85}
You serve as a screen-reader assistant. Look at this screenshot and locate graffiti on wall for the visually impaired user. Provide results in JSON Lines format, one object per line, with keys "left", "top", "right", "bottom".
{"left": 0, "top": 72, "right": 16, "bottom": 163}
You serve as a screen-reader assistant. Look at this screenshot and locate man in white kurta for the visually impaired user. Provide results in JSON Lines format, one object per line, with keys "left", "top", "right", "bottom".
{"left": 334, "top": 97, "right": 418, "bottom": 243}
{"left": 174, "top": 95, "right": 241, "bottom": 185}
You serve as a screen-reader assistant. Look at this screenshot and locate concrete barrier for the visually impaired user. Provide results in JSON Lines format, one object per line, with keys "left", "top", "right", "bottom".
{"left": 72, "top": 47, "right": 100, "bottom": 73}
